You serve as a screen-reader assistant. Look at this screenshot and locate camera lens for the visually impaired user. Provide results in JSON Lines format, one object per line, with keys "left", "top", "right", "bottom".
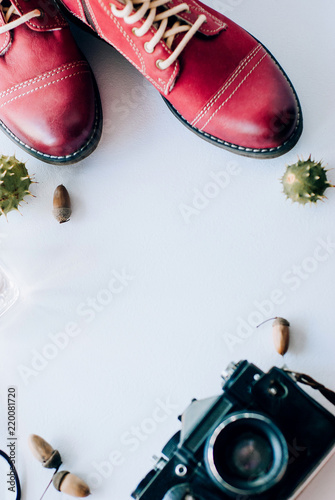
{"left": 230, "top": 432, "right": 273, "bottom": 479}
{"left": 205, "top": 412, "right": 288, "bottom": 497}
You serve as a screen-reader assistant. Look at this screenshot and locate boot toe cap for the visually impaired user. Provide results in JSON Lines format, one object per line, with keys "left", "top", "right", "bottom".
{"left": 0, "top": 66, "right": 101, "bottom": 164}
{"left": 201, "top": 51, "right": 301, "bottom": 154}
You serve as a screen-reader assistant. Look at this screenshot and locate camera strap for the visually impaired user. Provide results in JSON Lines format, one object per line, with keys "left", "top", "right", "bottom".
{"left": 284, "top": 370, "right": 335, "bottom": 406}
{"left": 0, "top": 449, "right": 21, "bottom": 500}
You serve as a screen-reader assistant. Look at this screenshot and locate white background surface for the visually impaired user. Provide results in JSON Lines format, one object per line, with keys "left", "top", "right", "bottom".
{"left": 1, "top": 0, "right": 335, "bottom": 498}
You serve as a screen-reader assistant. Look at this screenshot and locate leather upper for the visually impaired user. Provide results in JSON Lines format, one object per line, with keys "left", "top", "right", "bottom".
{"left": 0, "top": 0, "right": 99, "bottom": 161}
{"left": 60, "top": 0, "right": 300, "bottom": 152}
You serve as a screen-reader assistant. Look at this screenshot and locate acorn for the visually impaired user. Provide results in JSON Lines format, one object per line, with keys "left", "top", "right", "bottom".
{"left": 28, "top": 434, "right": 62, "bottom": 469}
{"left": 272, "top": 317, "right": 290, "bottom": 356}
{"left": 53, "top": 184, "right": 71, "bottom": 223}
{"left": 53, "top": 471, "right": 91, "bottom": 497}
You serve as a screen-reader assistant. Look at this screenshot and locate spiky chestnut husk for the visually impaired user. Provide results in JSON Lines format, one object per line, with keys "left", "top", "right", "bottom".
{"left": 0, "top": 155, "right": 33, "bottom": 217}
{"left": 281, "top": 156, "right": 333, "bottom": 205}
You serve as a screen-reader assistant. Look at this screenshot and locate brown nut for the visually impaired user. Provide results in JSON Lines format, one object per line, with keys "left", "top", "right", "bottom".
{"left": 28, "top": 434, "right": 62, "bottom": 469}
{"left": 53, "top": 471, "right": 91, "bottom": 497}
{"left": 53, "top": 184, "right": 71, "bottom": 223}
{"left": 272, "top": 317, "right": 290, "bottom": 355}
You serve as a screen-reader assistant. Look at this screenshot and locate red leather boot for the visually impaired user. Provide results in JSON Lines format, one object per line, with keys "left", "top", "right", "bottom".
{"left": 56, "top": 0, "right": 302, "bottom": 158}
{"left": 0, "top": 0, "right": 102, "bottom": 164}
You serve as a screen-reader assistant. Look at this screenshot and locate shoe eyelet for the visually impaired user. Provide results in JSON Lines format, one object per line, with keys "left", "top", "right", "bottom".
{"left": 156, "top": 59, "right": 164, "bottom": 70}
{"left": 38, "top": 8, "right": 44, "bottom": 17}
{"left": 132, "top": 27, "right": 139, "bottom": 36}
{"left": 144, "top": 42, "right": 154, "bottom": 54}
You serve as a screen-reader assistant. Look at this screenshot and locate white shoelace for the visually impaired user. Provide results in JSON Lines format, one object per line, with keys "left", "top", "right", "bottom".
{"left": 0, "top": 0, "right": 41, "bottom": 35}
{"left": 110, "top": 0, "right": 206, "bottom": 70}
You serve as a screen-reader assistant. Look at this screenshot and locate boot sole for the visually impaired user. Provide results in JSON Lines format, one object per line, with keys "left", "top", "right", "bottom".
{"left": 59, "top": 5, "right": 303, "bottom": 159}
{"left": 163, "top": 94, "right": 303, "bottom": 159}
{"left": 0, "top": 71, "right": 103, "bottom": 165}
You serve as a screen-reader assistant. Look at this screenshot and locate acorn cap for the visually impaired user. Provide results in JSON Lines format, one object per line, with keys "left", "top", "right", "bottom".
{"left": 43, "top": 449, "right": 62, "bottom": 469}
{"left": 272, "top": 317, "right": 290, "bottom": 327}
{"left": 53, "top": 207, "right": 71, "bottom": 224}
{"left": 53, "top": 470, "right": 70, "bottom": 491}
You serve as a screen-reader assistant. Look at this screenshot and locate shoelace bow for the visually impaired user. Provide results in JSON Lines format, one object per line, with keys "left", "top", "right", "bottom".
{"left": 110, "top": 0, "right": 207, "bottom": 70}
{"left": 0, "top": 0, "right": 41, "bottom": 35}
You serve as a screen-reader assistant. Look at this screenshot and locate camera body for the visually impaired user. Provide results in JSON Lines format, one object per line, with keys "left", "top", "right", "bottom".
{"left": 132, "top": 361, "right": 335, "bottom": 500}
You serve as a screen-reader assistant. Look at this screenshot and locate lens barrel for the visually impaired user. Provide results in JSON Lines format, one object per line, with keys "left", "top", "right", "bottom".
{"left": 205, "top": 412, "right": 288, "bottom": 496}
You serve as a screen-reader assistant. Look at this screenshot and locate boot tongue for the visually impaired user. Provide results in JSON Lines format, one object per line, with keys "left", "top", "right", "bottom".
{"left": 167, "top": 0, "right": 226, "bottom": 37}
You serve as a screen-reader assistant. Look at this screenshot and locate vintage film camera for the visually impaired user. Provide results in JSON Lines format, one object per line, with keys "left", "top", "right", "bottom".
{"left": 132, "top": 360, "right": 335, "bottom": 500}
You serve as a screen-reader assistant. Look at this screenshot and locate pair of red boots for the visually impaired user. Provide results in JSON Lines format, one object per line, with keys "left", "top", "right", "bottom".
{"left": 0, "top": 0, "right": 302, "bottom": 164}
